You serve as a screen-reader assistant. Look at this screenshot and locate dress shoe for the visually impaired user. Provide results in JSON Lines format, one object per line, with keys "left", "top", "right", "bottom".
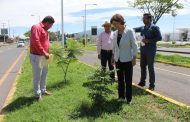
{"left": 138, "top": 81, "right": 145, "bottom": 87}
{"left": 148, "top": 86, "right": 155, "bottom": 91}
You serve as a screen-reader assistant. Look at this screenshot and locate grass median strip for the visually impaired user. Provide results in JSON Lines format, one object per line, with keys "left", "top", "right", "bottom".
{"left": 155, "top": 53, "right": 190, "bottom": 68}
{"left": 83, "top": 44, "right": 190, "bottom": 68}
{"left": 2, "top": 54, "right": 190, "bottom": 122}
{"left": 136, "top": 53, "right": 190, "bottom": 68}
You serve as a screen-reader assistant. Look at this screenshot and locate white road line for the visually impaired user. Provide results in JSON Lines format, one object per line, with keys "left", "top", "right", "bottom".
{"left": 0, "top": 49, "right": 25, "bottom": 87}
{"left": 83, "top": 53, "right": 190, "bottom": 77}
{"left": 136, "top": 63, "right": 190, "bottom": 77}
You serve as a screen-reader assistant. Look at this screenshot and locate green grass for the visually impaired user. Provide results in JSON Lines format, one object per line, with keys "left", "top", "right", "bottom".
{"left": 157, "top": 42, "right": 190, "bottom": 48}
{"left": 81, "top": 43, "right": 190, "bottom": 68}
{"left": 136, "top": 53, "right": 190, "bottom": 68}
{"left": 3, "top": 54, "right": 190, "bottom": 122}
{"left": 174, "top": 44, "right": 190, "bottom": 48}
{"left": 155, "top": 54, "right": 190, "bottom": 67}
{"left": 83, "top": 44, "right": 96, "bottom": 51}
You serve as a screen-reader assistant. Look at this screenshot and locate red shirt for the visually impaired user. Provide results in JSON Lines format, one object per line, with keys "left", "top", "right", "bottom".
{"left": 30, "top": 22, "right": 49, "bottom": 56}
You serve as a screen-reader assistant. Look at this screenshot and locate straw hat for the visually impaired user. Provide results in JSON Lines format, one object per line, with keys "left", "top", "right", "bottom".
{"left": 102, "top": 21, "right": 111, "bottom": 27}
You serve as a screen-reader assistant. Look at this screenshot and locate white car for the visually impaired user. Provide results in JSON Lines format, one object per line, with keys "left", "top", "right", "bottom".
{"left": 17, "top": 41, "right": 25, "bottom": 47}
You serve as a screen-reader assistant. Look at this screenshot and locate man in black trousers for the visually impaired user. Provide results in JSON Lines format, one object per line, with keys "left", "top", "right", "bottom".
{"left": 97, "top": 21, "right": 114, "bottom": 79}
{"left": 134, "top": 13, "right": 162, "bottom": 91}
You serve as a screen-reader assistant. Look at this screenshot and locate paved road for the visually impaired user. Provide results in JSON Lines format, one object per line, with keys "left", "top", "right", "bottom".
{"left": 157, "top": 47, "right": 190, "bottom": 57}
{"left": 157, "top": 52, "right": 190, "bottom": 57}
{"left": 78, "top": 50, "right": 190, "bottom": 106}
{"left": 0, "top": 45, "right": 27, "bottom": 112}
{"left": 158, "top": 47, "right": 190, "bottom": 53}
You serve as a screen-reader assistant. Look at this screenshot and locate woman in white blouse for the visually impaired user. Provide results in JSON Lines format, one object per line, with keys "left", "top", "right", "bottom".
{"left": 110, "top": 14, "right": 138, "bottom": 104}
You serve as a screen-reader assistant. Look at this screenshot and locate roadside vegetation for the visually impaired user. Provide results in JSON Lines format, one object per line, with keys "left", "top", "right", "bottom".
{"left": 2, "top": 41, "right": 190, "bottom": 122}
{"left": 79, "top": 41, "right": 190, "bottom": 68}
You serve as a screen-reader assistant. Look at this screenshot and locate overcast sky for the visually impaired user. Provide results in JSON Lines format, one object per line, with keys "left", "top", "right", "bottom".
{"left": 0, "top": 0, "right": 190, "bottom": 37}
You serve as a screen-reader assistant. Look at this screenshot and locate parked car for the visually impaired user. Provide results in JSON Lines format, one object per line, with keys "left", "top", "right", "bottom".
{"left": 17, "top": 41, "right": 25, "bottom": 47}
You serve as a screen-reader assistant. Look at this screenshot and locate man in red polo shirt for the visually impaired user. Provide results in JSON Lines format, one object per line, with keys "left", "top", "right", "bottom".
{"left": 30, "top": 16, "right": 55, "bottom": 101}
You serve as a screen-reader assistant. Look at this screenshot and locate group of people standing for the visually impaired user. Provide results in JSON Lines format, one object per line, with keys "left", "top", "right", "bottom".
{"left": 29, "top": 13, "right": 162, "bottom": 103}
{"left": 97, "top": 13, "right": 162, "bottom": 104}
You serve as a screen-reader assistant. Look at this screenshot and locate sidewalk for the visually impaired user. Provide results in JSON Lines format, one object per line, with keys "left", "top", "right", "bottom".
{"left": 78, "top": 50, "right": 190, "bottom": 106}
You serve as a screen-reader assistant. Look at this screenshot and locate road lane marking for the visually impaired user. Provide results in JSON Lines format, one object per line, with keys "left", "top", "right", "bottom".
{"left": 90, "top": 55, "right": 190, "bottom": 77}
{"left": 155, "top": 67, "right": 190, "bottom": 77}
{"left": 79, "top": 61, "right": 190, "bottom": 108}
{"left": 0, "top": 49, "right": 25, "bottom": 87}
{"left": 136, "top": 63, "right": 190, "bottom": 77}
{"left": 0, "top": 52, "right": 27, "bottom": 116}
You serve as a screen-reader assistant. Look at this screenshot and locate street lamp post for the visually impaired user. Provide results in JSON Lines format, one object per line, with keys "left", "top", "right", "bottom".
{"left": 84, "top": 3, "right": 97, "bottom": 47}
{"left": 172, "top": 10, "right": 177, "bottom": 41}
{"left": 8, "top": 20, "right": 10, "bottom": 37}
{"left": 61, "top": 0, "right": 64, "bottom": 47}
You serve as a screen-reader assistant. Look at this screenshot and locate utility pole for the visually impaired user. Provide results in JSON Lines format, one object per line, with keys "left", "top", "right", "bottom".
{"left": 61, "top": 0, "right": 64, "bottom": 47}
{"left": 1, "top": 23, "right": 6, "bottom": 43}
{"left": 84, "top": 4, "right": 97, "bottom": 47}
{"left": 172, "top": 10, "right": 177, "bottom": 41}
{"left": 8, "top": 20, "right": 10, "bottom": 37}
{"left": 84, "top": 4, "right": 87, "bottom": 47}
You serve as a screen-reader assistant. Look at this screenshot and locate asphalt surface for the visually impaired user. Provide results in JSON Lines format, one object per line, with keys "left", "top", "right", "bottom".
{"left": 78, "top": 50, "right": 190, "bottom": 106}
{"left": 0, "top": 44, "right": 26, "bottom": 112}
{"left": 158, "top": 47, "right": 190, "bottom": 53}
{"left": 157, "top": 47, "right": 190, "bottom": 57}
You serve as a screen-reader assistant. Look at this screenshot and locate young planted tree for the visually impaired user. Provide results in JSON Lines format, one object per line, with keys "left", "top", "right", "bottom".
{"left": 50, "top": 39, "right": 83, "bottom": 82}
{"left": 84, "top": 67, "right": 115, "bottom": 102}
{"left": 129, "top": 0, "right": 184, "bottom": 24}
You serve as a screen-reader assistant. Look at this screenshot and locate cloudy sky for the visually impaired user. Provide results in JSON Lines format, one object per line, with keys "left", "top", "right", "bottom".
{"left": 0, "top": 0, "right": 190, "bottom": 37}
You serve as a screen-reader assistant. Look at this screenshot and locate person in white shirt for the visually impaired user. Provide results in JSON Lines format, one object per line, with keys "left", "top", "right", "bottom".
{"left": 97, "top": 21, "right": 114, "bottom": 79}
{"left": 110, "top": 14, "right": 138, "bottom": 104}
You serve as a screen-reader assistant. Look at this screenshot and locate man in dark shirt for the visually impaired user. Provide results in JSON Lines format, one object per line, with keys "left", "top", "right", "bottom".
{"left": 134, "top": 13, "right": 162, "bottom": 90}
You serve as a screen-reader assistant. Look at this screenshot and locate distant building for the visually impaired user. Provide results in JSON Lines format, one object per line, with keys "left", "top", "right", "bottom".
{"left": 177, "top": 28, "right": 190, "bottom": 41}
{"left": 163, "top": 28, "right": 190, "bottom": 41}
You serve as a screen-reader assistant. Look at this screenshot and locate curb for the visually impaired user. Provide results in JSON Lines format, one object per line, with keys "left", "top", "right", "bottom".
{"left": 79, "top": 61, "right": 190, "bottom": 109}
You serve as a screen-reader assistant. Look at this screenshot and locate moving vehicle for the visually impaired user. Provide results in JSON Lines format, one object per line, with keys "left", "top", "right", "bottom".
{"left": 17, "top": 41, "right": 25, "bottom": 47}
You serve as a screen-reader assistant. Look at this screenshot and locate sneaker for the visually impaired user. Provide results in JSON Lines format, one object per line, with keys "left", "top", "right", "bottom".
{"left": 34, "top": 96, "right": 42, "bottom": 101}
{"left": 42, "top": 91, "right": 52, "bottom": 96}
{"left": 127, "top": 101, "right": 132, "bottom": 105}
{"left": 138, "top": 82, "right": 145, "bottom": 87}
{"left": 148, "top": 86, "right": 155, "bottom": 91}
{"left": 117, "top": 98, "right": 126, "bottom": 102}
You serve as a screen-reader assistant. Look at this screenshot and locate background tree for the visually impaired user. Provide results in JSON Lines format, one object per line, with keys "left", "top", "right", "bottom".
{"left": 24, "top": 30, "right": 30, "bottom": 38}
{"left": 48, "top": 31, "right": 58, "bottom": 41}
{"left": 129, "top": 0, "right": 184, "bottom": 24}
{"left": 24, "top": 30, "right": 58, "bottom": 41}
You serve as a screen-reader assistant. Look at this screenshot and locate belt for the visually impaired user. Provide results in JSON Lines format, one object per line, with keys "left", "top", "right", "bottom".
{"left": 30, "top": 52, "right": 43, "bottom": 56}
{"left": 101, "top": 49, "right": 112, "bottom": 52}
